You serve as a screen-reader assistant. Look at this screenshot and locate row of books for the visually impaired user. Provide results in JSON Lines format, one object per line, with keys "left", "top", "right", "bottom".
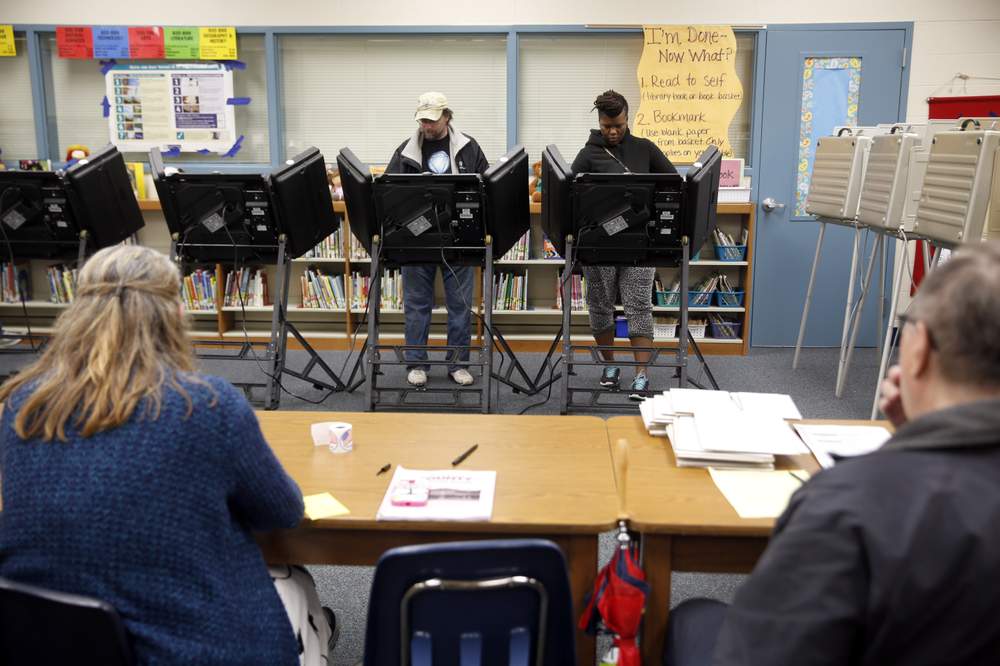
{"left": 555, "top": 275, "right": 588, "bottom": 311}
{"left": 223, "top": 268, "right": 270, "bottom": 308}
{"left": 493, "top": 272, "right": 529, "bottom": 311}
{"left": 300, "top": 269, "right": 346, "bottom": 310}
{"left": 500, "top": 231, "right": 530, "bottom": 262}
{"left": 182, "top": 269, "right": 216, "bottom": 311}
{"left": 295, "top": 225, "right": 569, "bottom": 264}
{"left": 349, "top": 236, "right": 370, "bottom": 261}
{"left": 350, "top": 270, "right": 402, "bottom": 310}
{"left": 300, "top": 229, "right": 344, "bottom": 260}
{"left": 1, "top": 263, "right": 29, "bottom": 304}
{"left": 46, "top": 265, "right": 77, "bottom": 304}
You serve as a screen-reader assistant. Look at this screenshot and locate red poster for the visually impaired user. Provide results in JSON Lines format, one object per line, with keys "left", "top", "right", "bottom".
{"left": 56, "top": 26, "right": 93, "bottom": 59}
{"left": 128, "top": 26, "right": 165, "bottom": 59}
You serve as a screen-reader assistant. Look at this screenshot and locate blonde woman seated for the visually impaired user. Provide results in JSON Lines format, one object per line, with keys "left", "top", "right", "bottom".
{"left": 0, "top": 246, "right": 333, "bottom": 665}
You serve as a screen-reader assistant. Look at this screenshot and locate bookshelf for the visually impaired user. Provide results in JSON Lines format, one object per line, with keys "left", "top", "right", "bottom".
{"left": 6, "top": 200, "right": 754, "bottom": 355}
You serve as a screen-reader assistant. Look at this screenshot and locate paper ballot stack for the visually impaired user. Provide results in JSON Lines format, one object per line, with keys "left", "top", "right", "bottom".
{"left": 639, "top": 389, "right": 808, "bottom": 469}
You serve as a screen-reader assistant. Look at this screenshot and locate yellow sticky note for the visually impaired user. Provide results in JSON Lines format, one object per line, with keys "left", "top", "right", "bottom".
{"left": 0, "top": 26, "right": 16, "bottom": 57}
{"left": 198, "top": 27, "right": 237, "bottom": 60}
{"left": 303, "top": 493, "right": 350, "bottom": 520}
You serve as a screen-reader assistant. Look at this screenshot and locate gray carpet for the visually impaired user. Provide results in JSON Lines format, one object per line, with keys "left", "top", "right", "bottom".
{"left": 0, "top": 343, "right": 886, "bottom": 664}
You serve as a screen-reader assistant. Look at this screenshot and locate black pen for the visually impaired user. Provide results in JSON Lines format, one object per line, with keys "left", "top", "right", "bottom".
{"left": 451, "top": 444, "right": 478, "bottom": 467}
{"left": 376, "top": 463, "right": 391, "bottom": 476}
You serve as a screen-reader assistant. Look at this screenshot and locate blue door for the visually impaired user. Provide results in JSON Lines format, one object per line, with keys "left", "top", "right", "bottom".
{"left": 751, "top": 26, "right": 909, "bottom": 346}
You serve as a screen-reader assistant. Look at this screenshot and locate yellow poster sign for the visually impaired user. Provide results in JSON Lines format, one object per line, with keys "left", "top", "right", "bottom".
{"left": 198, "top": 27, "right": 237, "bottom": 60}
{"left": 0, "top": 25, "right": 16, "bottom": 57}
{"left": 634, "top": 25, "right": 743, "bottom": 163}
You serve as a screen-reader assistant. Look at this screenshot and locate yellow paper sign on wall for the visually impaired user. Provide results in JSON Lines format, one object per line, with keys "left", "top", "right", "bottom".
{"left": 0, "top": 26, "right": 16, "bottom": 57}
{"left": 634, "top": 25, "right": 744, "bottom": 163}
{"left": 198, "top": 27, "right": 237, "bottom": 60}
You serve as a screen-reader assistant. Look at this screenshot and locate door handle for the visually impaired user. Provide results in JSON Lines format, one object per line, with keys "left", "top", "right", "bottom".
{"left": 762, "top": 197, "right": 786, "bottom": 213}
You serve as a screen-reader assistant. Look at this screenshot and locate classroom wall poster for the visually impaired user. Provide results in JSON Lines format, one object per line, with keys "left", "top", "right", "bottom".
{"left": 163, "top": 27, "right": 199, "bottom": 59}
{"left": 56, "top": 26, "right": 94, "bottom": 59}
{"left": 0, "top": 26, "right": 16, "bottom": 57}
{"left": 128, "top": 27, "right": 165, "bottom": 59}
{"left": 198, "top": 27, "right": 237, "bottom": 60}
{"left": 105, "top": 63, "right": 236, "bottom": 153}
{"left": 93, "top": 26, "right": 130, "bottom": 59}
{"left": 634, "top": 25, "right": 743, "bottom": 163}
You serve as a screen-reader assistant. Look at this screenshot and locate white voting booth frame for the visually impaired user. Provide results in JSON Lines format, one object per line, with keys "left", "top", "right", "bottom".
{"left": 793, "top": 126, "right": 888, "bottom": 397}
{"left": 869, "top": 118, "right": 1000, "bottom": 417}
{"left": 794, "top": 118, "right": 1000, "bottom": 411}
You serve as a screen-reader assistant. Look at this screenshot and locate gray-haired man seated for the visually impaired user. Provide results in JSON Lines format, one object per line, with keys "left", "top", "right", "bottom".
{"left": 664, "top": 241, "right": 1000, "bottom": 666}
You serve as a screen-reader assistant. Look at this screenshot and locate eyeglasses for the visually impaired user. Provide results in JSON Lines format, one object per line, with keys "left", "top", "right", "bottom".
{"left": 898, "top": 312, "right": 938, "bottom": 350}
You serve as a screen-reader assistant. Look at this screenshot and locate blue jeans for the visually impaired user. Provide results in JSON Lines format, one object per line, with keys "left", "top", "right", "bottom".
{"left": 402, "top": 264, "right": 474, "bottom": 372}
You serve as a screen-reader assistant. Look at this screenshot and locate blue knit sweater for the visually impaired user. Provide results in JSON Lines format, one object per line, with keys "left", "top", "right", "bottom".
{"left": 0, "top": 374, "right": 305, "bottom": 665}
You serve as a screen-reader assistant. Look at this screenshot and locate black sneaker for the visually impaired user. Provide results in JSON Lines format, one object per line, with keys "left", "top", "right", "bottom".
{"left": 600, "top": 366, "right": 621, "bottom": 387}
{"left": 323, "top": 607, "right": 340, "bottom": 653}
{"left": 628, "top": 373, "right": 650, "bottom": 400}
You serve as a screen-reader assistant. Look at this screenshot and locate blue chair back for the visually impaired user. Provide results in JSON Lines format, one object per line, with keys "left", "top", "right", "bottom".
{"left": 364, "top": 539, "right": 576, "bottom": 666}
{"left": 0, "top": 576, "right": 134, "bottom": 665}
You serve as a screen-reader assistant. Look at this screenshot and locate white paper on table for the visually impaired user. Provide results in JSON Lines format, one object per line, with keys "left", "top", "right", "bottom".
{"left": 732, "top": 392, "right": 803, "bottom": 421}
{"left": 669, "top": 416, "right": 774, "bottom": 467}
{"left": 375, "top": 466, "right": 497, "bottom": 522}
{"left": 651, "top": 393, "right": 675, "bottom": 422}
{"left": 694, "top": 410, "right": 808, "bottom": 455}
{"left": 668, "top": 388, "right": 735, "bottom": 415}
{"left": 793, "top": 424, "right": 892, "bottom": 469}
{"left": 709, "top": 468, "right": 807, "bottom": 519}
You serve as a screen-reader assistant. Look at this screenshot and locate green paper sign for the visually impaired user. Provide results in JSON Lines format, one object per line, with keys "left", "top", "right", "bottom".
{"left": 164, "top": 27, "right": 199, "bottom": 59}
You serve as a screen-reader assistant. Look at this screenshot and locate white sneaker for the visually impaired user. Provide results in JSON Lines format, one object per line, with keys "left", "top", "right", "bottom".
{"left": 407, "top": 368, "right": 427, "bottom": 386}
{"left": 449, "top": 368, "right": 474, "bottom": 385}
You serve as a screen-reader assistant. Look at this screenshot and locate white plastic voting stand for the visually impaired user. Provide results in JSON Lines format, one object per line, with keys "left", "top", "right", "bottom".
{"left": 832, "top": 128, "right": 922, "bottom": 397}
{"left": 794, "top": 129, "right": 877, "bottom": 387}
{"left": 912, "top": 124, "right": 1000, "bottom": 246}
{"left": 870, "top": 119, "right": 1000, "bottom": 417}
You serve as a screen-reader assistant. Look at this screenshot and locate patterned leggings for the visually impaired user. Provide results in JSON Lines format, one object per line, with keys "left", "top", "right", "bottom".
{"left": 582, "top": 266, "right": 655, "bottom": 339}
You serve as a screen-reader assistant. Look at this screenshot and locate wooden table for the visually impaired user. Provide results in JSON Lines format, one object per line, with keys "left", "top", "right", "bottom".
{"left": 606, "top": 416, "right": 887, "bottom": 666}
{"left": 254, "top": 411, "right": 619, "bottom": 664}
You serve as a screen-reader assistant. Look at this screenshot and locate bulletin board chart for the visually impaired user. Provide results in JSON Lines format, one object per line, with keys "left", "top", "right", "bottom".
{"left": 105, "top": 63, "right": 236, "bottom": 153}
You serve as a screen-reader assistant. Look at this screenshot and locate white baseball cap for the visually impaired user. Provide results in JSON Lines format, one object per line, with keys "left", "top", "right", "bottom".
{"left": 414, "top": 92, "right": 449, "bottom": 121}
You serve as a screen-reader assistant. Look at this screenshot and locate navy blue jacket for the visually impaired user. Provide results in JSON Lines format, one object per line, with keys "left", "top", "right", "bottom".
{"left": 0, "top": 374, "right": 304, "bottom": 665}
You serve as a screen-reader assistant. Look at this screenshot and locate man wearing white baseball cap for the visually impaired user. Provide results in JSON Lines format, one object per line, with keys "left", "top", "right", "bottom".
{"left": 386, "top": 92, "right": 490, "bottom": 388}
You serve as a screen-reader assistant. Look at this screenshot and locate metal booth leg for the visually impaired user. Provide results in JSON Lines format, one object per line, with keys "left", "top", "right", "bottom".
{"left": 793, "top": 221, "right": 827, "bottom": 369}
{"left": 560, "top": 236, "right": 574, "bottom": 415}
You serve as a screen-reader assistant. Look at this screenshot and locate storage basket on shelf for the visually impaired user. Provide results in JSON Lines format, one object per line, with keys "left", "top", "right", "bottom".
{"left": 655, "top": 291, "right": 680, "bottom": 307}
{"left": 688, "top": 290, "right": 713, "bottom": 307}
{"left": 709, "top": 318, "right": 743, "bottom": 339}
{"left": 653, "top": 318, "right": 677, "bottom": 339}
{"left": 714, "top": 290, "right": 745, "bottom": 307}
{"left": 713, "top": 245, "right": 747, "bottom": 261}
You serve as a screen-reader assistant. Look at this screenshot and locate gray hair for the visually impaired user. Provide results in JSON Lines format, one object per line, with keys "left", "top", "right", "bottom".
{"left": 908, "top": 241, "right": 1000, "bottom": 386}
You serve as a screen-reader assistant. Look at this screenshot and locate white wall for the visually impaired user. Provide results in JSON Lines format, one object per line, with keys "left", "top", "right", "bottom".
{"left": 6, "top": 0, "right": 1000, "bottom": 123}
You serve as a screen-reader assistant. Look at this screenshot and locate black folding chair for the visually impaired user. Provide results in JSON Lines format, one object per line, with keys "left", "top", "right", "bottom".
{"left": 0, "top": 576, "right": 134, "bottom": 665}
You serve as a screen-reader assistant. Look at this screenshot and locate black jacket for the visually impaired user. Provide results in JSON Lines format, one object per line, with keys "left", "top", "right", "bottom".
{"left": 385, "top": 125, "right": 490, "bottom": 175}
{"left": 714, "top": 398, "right": 1000, "bottom": 666}
{"left": 570, "top": 129, "right": 677, "bottom": 174}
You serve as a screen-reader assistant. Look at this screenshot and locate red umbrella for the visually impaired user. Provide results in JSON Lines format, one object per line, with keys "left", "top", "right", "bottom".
{"left": 579, "top": 439, "right": 648, "bottom": 665}
{"left": 579, "top": 526, "right": 649, "bottom": 666}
